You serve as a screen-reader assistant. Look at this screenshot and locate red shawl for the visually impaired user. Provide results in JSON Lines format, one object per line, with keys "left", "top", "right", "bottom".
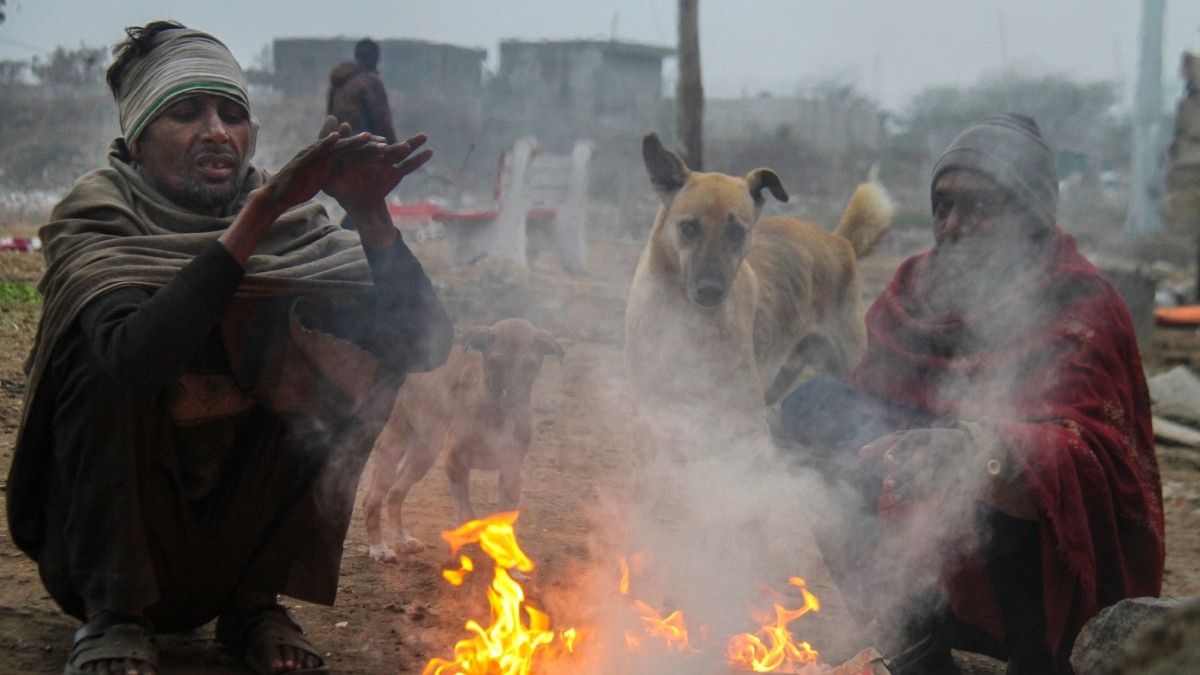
{"left": 849, "top": 230, "right": 1164, "bottom": 655}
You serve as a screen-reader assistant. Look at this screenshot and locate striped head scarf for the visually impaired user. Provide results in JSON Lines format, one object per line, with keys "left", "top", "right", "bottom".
{"left": 115, "top": 27, "right": 257, "bottom": 158}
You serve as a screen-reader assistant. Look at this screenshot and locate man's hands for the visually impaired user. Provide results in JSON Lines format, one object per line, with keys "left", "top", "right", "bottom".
{"left": 221, "top": 117, "right": 433, "bottom": 263}
{"left": 260, "top": 116, "right": 431, "bottom": 219}
{"left": 859, "top": 428, "right": 974, "bottom": 506}
{"left": 317, "top": 116, "right": 432, "bottom": 249}
{"left": 317, "top": 118, "right": 433, "bottom": 215}
{"left": 258, "top": 121, "right": 374, "bottom": 219}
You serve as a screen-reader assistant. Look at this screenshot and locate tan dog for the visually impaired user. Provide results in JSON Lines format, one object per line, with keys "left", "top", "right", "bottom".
{"left": 624, "top": 133, "right": 893, "bottom": 457}
{"left": 363, "top": 318, "right": 564, "bottom": 562}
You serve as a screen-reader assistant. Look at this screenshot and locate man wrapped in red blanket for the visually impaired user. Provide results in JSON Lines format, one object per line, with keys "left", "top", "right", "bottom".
{"left": 778, "top": 115, "right": 1163, "bottom": 675}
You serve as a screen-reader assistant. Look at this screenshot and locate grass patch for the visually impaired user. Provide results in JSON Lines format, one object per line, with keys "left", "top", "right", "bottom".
{"left": 0, "top": 281, "right": 41, "bottom": 306}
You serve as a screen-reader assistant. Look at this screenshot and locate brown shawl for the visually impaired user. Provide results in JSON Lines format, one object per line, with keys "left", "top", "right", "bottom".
{"left": 8, "top": 141, "right": 401, "bottom": 577}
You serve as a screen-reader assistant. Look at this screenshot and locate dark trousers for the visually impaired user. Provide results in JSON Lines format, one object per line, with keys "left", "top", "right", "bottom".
{"left": 36, "top": 327, "right": 325, "bottom": 633}
{"left": 779, "top": 379, "right": 1060, "bottom": 673}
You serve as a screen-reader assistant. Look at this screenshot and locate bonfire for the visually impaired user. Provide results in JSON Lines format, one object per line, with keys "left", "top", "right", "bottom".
{"left": 422, "top": 513, "right": 885, "bottom": 674}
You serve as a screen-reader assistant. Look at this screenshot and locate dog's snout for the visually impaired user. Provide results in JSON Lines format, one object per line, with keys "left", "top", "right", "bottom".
{"left": 694, "top": 278, "right": 725, "bottom": 307}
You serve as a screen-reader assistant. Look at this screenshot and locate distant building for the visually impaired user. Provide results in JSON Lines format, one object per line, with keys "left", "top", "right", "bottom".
{"left": 485, "top": 39, "right": 675, "bottom": 147}
{"left": 271, "top": 37, "right": 487, "bottom": 115}
{"left": 704, "top": 95, "right": 885, "bottom": 154}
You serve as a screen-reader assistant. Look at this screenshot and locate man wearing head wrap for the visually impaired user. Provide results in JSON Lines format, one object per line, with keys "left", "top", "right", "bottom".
{"left": 5, "top": 20, "right": 454, "bottom": 675}
{"left": 778, "top": 115, "right": 1163, "bottom": 674}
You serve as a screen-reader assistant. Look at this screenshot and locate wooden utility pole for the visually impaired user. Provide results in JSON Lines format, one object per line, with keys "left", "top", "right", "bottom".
{"left": 1126, "top": 0, "right": 1166, "bottom": 235}
{"left": 677, "top": 0, "right": 704, "bottom": 170}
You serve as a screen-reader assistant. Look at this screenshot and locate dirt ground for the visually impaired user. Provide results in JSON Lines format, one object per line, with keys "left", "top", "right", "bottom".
{"left": 0, "top": 223, "right": 1197, "bottom": 675}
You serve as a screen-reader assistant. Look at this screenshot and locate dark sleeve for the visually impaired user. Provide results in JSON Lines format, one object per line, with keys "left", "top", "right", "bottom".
{"left": 360, "top": 236, "right": 453, "bottom": 372}
{"left": 364, "top": 75, "right": 398, "bottom": 144}
{"left": 77, "top": 240, "right": 246, "bottom": 395}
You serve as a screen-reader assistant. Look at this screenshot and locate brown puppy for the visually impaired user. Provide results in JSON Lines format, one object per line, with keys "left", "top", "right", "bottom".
{"left": 624, "top": 133, "right": 893, "bottom": 458}
{"left": 363, "top": 318, "right": 564, "bottom": 562}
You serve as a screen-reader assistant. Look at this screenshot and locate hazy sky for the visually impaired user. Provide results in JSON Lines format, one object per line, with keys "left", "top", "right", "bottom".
{"left": 2, "top": 1, "right": 1199, "bottom": 111}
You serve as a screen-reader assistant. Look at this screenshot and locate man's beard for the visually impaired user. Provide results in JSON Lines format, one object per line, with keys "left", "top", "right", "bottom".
{"left": 170, "top": 175, "right": 242, "bottom": 214}
{"left": 927, "top": 236, "right": 1035, "bottom": 314}
{"left": 166, "top": 146, "right": 244, "bottom": 215}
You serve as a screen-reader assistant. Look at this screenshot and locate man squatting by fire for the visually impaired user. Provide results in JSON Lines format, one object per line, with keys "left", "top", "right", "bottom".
{"left": 779, "top": 115, "right": 1163, "bottom": 674}
{"left": 5, "top": 21, "right": 454, "bottom": 675}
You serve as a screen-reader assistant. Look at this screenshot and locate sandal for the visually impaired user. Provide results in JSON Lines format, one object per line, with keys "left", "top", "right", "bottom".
{"left": 64, "top": 613, "right": 158, "bottom": 675}
{"left": 883, "top": 631, "right": 961, "bottom": 675}
{"left": 216, "top": 603, "right": 330, "bottom": 674}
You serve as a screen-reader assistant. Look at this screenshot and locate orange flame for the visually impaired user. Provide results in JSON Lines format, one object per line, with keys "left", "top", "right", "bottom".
{"left": 422, "top": 512, "right": 578, "bottom": 675}
{"left": 618, "top": 551, "right": 646, "bottom": 597}
{"left": 618, "top": 553, "right": 703, "bottom": 654}
{"left": 443, "top": 555, "right": 475, "bottom": 586}
{"left": 726, "top": 577, "right": 821, "bottom": 672}
{"left": 629, "top": 599, "right": 695, "bottom": 653}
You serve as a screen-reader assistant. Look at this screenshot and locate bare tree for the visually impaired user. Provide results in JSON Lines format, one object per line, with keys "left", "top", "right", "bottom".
{"left": 32, "top": 46, "right": 108, "bottom": 87}
{"left": 677, "top": 0, "right": 703, "bottom": 170}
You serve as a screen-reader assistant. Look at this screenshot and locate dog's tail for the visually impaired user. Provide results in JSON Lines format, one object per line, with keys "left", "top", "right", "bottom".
{"left": 833, "top": 163, "right": 894, "bottom": 259}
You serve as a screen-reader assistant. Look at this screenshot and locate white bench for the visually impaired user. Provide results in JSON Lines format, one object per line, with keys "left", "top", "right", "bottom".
{"left": 389, "top": 136, "right": 594, "bottom": 273}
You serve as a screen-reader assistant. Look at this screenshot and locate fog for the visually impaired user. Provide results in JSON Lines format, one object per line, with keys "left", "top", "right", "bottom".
{"left": 2, "top": 0, "right": 1200, "bottom": 111}
{"left": 0, "top": 1, "right": 1188, "bottom": 672}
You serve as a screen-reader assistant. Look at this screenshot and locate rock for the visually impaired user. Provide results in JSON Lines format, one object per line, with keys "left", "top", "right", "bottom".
{"left": 1071, "top": 596, "right": 1199, "bottom": 675}
{"left": 1108, "top": 597, "right": 1200, "bottom": 674}
{"left": 1147, "top": 365, "right": 1200, "bottom": 425}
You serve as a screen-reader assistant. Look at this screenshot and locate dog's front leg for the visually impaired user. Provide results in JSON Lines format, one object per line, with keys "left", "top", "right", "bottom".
{"left": 380, "top": 439, "right": 439, "bottom": 559}
{"left": 497, "top": 466, "right": 530, "bottom": 580}
{"left": 498, "top": 467, "right": 523, "bottom": 514}
{"left": 446, "top": 455, "right": 477, "bottom": 525}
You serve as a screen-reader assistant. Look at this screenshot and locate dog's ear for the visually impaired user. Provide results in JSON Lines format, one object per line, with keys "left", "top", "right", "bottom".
{"left": 642, "top": 133, "right": 689, "bottom": 203}
{"left": 533, "top": 329, "right": 565, "bottom": 365}
{"left": 745, "top": 168, "right": 789, "bottom": 206}
{"left": 460, "top": 326, "right": 495, "bottom": 352}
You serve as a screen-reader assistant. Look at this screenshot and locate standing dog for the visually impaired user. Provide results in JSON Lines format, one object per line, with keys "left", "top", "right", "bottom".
{"left": 624, "top": 133, "right": 893, "bottom": 458}
{"left": 363, "top": 318, "right": 564, "bottom": 562}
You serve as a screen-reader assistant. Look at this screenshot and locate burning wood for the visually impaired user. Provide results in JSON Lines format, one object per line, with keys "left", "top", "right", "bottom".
{"left": 726, "top": 577, "right": 821, "bottom": 672}
{"left": 423, "top": 521, "right": 887, "bottom": 674}
{"left": 628, "top": 599, "right": 696, "bottom": 653}
{"left": 422, "top": 512, "right": 578, "bottom": 675}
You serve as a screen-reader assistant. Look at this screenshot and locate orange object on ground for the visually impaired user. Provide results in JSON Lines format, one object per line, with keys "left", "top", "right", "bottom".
{"left": 1155, "top": 305, "right": 1200, "bottom": 327}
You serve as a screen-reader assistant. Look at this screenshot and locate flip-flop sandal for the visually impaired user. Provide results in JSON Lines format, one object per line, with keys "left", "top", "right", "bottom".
{"left": 216, "top": 603, "right": 330, "bottom": 674}
{"left": 64, "top": 613, "right": 158, "bottom": 675}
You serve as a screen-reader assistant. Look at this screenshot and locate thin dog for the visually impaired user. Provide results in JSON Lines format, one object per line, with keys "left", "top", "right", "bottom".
{"left": 363, "top": 318, "right": 564, "bottom": 562}
{"left": 624, "top": 132, "right": 894, "bottom": 457}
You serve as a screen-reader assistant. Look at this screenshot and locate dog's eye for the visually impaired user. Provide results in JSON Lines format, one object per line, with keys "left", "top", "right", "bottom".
{"left": 725, "top": 223, "right": 746, "bottom": 246}
{"left": 678, "top": 220, "right": 701, "bottom": 240}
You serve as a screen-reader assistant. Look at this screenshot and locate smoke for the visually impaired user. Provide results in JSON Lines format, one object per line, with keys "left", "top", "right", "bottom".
{"left": 554, "top": 397, "right": 871, "bottom": 673}
{"left": 342, "top": 107, "right": 1082, "bottom": 673}
{"left": 572, "top": 208, "right": 1071, "bottom": 672}
{"left": 798, "top": 221, "right": 1070, "bottom": 656}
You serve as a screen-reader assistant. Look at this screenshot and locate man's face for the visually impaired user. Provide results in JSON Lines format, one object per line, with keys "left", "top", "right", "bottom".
{"left": 930, "top": 168, "right": 1031, "bottom": 268}
{"left": 132, "top": 93, "right": 251, "bottom": 215}
{"left": 931, "top": 169, "right": 1021, "bottom": 246}
{"left": 928, "top": 168, "right": 1040, "bottom": 312}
